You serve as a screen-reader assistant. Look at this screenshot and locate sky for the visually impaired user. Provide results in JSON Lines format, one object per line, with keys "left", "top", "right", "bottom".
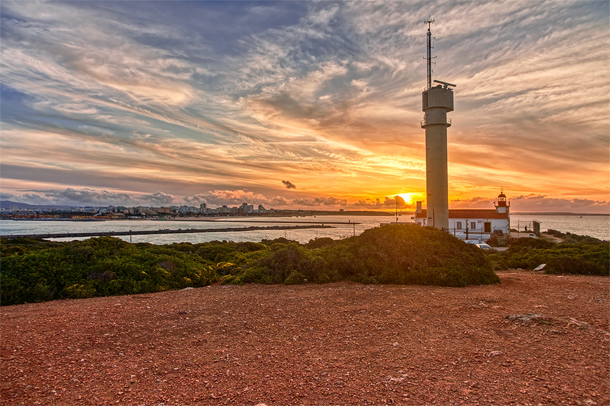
{"left": 1, "top": 0, "right": 609, "bottom": 213}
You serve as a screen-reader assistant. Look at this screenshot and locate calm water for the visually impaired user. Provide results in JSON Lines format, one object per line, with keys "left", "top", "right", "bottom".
{"left": 510, "top": 214, "right": 609, "bottom": 241}
{"left": 1, "top": 214, "right": 608, "bottom": 244}
{"left": 0, "top": 216, "right": 391, "bottom": 244}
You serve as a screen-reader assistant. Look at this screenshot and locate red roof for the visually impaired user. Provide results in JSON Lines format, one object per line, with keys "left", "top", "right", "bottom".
{"left": 415, "top": 209, "right": 509, "bottom": 220}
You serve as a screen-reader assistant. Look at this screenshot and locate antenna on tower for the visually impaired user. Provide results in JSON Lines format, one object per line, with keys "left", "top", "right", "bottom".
{"left": 424, "top": 16, "right": 436, "bottom": 90}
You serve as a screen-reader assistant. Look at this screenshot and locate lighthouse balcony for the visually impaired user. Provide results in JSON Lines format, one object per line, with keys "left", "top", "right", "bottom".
{"left": 421, "top": 117, "right": 452, "bottom": 128}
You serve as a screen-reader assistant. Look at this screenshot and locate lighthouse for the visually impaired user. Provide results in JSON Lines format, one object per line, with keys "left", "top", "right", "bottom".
{"left": 421, "top": 18, "right": 455, "bottom": 230}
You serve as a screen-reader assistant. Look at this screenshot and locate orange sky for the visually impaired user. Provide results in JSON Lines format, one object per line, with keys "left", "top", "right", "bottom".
{"left": 1, "top": 1, "right": 608, "bottom": 213}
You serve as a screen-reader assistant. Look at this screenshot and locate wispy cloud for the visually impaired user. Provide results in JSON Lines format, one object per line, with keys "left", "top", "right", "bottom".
{"left": 1, "top": 0, "right": 608, "bottom": 212}
{"left": 282, "top": 180, "right": 296, "bottom": 189}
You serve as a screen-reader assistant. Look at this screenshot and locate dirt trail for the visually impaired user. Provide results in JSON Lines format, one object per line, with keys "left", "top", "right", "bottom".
{"left": 2, "top": 270, "right": 608, "bottom": 405}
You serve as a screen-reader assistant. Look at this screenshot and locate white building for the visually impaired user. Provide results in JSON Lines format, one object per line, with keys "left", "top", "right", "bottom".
{"left": 414, "top": 191, "right": 510, "bottom": 241}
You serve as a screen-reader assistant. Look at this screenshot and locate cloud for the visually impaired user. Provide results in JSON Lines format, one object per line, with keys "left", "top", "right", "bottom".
{"left": 186, "top": 190, "right": 350, "bottom": 208}
{"left": 511, "top": 194, "right": 548, "bottom": 201}
{"left": 25, "top": 188, "right": 134, "bottom": 205}
{"left": 282, "top": 180, "right": 296, "bottom": 189}
{"left": 451, "top": 197, "right": 492, "bottom": 204}
{"left": 0, "top": 193, "right": 17, "bottom": 201}
{"left": 137, "top": 192, "right": 174, "bottom": 205}
{"left": 382, "top": 196, "right": 411, "bottom": 209}
{"left": 291, "top": 196, "right": 348, "bottom": 206}
{"left": 509, "top": 195, "right": 609, "bottom": 213}
{"left": 5, "top": 186, "right": 608, "bottom": 214}
{"left": 0, "top": 1, "right": 608, "bottom": 212}
{"left": 449, "top": 193, "right": 609, "bottom": 214}
{"left": 5, "top": 188, "right": 171, "bottom": 206}
{"left": 199, "top": 190, "right": 269, "bottom": 206}
{"left": 183, "top": 194, "right": 208, "bottom": 205}
{"left": 349, "top": 196, "right": 411, "bottom": 209}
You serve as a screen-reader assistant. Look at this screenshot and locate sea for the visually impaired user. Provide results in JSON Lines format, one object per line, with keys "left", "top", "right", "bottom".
{"left": 0, "top": 214, "right": 608, "bottom": 244}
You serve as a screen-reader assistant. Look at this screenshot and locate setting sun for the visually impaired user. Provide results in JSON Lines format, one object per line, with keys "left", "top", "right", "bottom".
{"left": 397, "top": 193, "right": 413, "bottom": 204}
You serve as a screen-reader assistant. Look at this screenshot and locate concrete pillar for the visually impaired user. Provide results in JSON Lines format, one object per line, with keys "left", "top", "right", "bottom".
{"left": 421, "top": 85, "right": 454, "bottom": 230}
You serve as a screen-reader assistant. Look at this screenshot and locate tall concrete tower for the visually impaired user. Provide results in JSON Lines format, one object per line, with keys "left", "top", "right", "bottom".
{"left": 421, "top": 19, "right": 455, "bottom": 230}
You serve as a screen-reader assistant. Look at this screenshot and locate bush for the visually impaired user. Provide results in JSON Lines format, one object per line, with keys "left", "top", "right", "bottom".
{"left": 284, "top": 270, "right": 306, "bottom": 285}
{"left": 0, "top": 226, "right": 508, "bottom": 305}
{"left": 0, "top": 237, "right": 219, "bottom": 305}
{"left": 545, "top": 256, "right": 605, "bottom": 275}
{"left": 305, "top": 237, "right": 336, "bottom": 249}
{"left": 236, "top": 243, "right": 325, "bottom": 284}
{"left": 489, "top": 233, "right": 609, "bottom": 276}
{"left": 317, "top": 225, "right": 499, "bottom": 286}
{"left": 508, "top": 238, "right": 555, "bottom": 252}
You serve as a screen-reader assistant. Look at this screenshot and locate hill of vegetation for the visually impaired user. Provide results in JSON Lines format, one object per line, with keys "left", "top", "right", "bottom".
{"left": 1, "top": 225, "right": 499, "bottom": 305}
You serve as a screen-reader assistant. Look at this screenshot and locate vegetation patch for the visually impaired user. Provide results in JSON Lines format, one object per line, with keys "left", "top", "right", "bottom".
{"left": 0, "top": 225, "right": 515, "bottom": 305}
{"left": 486, "top": 234, "right": 609, "bottom": 276}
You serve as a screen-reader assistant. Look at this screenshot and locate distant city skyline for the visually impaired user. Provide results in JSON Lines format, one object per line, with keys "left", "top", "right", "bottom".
{"left": 1, "top": 1, "right": 608, "bottom": 213}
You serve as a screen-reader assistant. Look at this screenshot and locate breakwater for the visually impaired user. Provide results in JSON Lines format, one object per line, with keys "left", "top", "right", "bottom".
{"left": 3, "top": 224, "right": 333, "bottom": 240}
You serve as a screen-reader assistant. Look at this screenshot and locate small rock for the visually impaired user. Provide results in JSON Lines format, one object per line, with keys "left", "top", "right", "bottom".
{"left": 505, "top": 314, "right": 544, "bottom": 325}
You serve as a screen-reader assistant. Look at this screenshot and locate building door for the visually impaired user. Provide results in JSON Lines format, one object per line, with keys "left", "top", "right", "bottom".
{"left": 484, "top": 222, "right": 492, "bottom": 233}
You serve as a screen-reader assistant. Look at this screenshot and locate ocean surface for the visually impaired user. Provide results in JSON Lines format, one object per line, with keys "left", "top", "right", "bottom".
{"left": 1, "top": 214, "right": 608, "bottom": 244}
{"left": 509, "top": 214, "right": 609, "bottom": 241}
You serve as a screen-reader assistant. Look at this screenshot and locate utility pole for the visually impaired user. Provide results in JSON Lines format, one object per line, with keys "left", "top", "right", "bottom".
{"left": 395, "top": 196, "right": 398, "bottom": 223}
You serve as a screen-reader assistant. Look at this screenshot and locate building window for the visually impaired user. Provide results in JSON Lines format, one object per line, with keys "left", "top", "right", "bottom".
{"left": 470, "top": 222, "right": 476, "bottom": 230}
{"left": 456, "top": 222, "right": 462, "bottom": 229}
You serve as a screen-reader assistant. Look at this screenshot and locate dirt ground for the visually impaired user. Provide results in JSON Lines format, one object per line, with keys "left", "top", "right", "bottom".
{"left": 1, "top": 270, "right": 608, "bottom": 406}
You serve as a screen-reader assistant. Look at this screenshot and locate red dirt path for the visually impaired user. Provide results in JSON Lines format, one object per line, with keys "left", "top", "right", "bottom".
{"left": 1, "top": 270, "right": 608, "bottom": 405}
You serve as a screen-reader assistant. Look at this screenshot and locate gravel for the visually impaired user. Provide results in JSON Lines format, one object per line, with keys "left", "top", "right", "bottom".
{"left": 1, "top": 270, "right": 608, "bottom": 405}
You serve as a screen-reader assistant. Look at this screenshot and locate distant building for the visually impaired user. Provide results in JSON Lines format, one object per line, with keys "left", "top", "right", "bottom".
{"left": 414, "top": 190, "right": 510, "bottom": 240}
{"left": 178, "top": 205, "right": 199, "bottom": 215}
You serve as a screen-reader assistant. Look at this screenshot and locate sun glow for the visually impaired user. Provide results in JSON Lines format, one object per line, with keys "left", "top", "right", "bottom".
{"left": 397, "top": 193, "right": 413, "bottom": 204}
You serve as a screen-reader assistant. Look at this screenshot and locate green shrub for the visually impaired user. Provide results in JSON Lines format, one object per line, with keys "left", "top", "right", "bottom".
{"left": 508, "top": 238, "right": 555, "bottom": 251}
{"left": 305, "top": 237, "right": 336, "bottom": 249}
{"left": 546, "top": 256, "right": 605, "bottom": 275}
{"left": 284, "top": 270, "right": 306, "bottom": 285}
{"left": 0, "top": 226, "right": 510, "bottom": 305}
{"left": 491, "top": 235, "right": 609, "bottom": 275}
{"left": 318, "top": 225, "right": 499, "bottom": 286}
{"left": 0, "top": 237, "right": 220, "bottom": 305}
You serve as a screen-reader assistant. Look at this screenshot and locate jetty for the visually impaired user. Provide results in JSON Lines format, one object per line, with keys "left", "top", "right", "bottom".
{"left": 2, "top": 224, "right": 333, "bottom": 240}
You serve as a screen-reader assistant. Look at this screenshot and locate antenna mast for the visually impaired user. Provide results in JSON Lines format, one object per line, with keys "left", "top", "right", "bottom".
{"left": 425, "top": 17, "right": 435, "bottom": 90}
